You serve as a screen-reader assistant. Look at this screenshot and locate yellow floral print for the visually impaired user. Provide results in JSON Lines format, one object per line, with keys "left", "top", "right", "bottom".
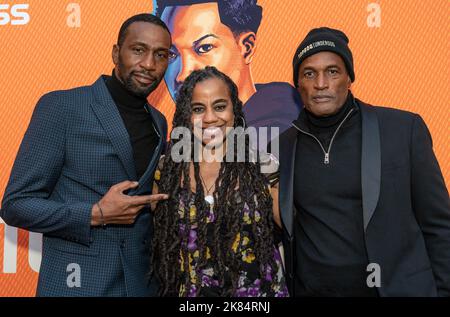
{"left": 189, "top": 205, "right": 197, "bottom": 220}
{"left": 154, "top": 169, "right": 161, "bottom": 181}
{"left": 243, "top": 213, "right": 252, "bottom": 225}
{"left": 242, "top": 249, "right": 256, "bottom": 264}
{"left": 232, "top": 233, "right": 241, "bottom": 253}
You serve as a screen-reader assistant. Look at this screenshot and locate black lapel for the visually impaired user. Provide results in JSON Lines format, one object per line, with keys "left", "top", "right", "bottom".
{"left": 359, "top": 100, "right": 381, "bottom": 231}
{"left": 135, "top": 105, "right": 165, "bottom": 187}
{"left": 90, "top": 76, "right": 137, "bottom": 180}
{"left": 279, "top": 127, "right": 298, "bottom": 237}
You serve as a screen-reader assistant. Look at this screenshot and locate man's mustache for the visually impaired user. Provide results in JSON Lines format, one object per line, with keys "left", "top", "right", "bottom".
{"left": 132, "top": 71, "right": 156, "bottom": 81}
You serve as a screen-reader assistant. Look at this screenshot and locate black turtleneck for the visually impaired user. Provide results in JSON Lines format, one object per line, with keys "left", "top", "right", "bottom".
{"left": 104, "top": 71, "right": 159, "bottom": 180}
{"left": 292, "top": 92, "right": 378, "bottom": 297}
{"left": 306, "top": 94, "right": 353, "bottom": 146}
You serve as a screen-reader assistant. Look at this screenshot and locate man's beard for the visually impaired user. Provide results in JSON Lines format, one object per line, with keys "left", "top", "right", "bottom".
{"left": 118, "top": 61, "right": 162, "bottom": 98}
{"left": 124, "top": 71, "right": 161, "bottom": 98}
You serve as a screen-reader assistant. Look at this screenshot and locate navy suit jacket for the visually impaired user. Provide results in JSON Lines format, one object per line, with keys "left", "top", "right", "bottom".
{"left": 1, "top": 76, "right": 167, "bottom": 296}
{"left": 277, "top": 100, "right": 450, "bottom": 296}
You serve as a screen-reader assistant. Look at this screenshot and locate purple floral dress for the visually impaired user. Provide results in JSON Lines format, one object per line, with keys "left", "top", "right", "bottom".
{"left": 175, "top": 190, "right": 289, "bottom": 297}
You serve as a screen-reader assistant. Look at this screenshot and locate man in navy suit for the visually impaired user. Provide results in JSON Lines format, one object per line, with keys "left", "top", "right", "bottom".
{"left": 1, "top": 14, "right": 171, "bottom": 296}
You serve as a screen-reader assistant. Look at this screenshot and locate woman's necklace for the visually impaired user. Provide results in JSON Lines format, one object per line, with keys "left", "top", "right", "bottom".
{"left": 199, "top": 171, "right": 215, "bottom": 205}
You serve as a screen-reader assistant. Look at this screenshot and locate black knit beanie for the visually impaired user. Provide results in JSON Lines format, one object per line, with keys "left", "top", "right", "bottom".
{"left": 292, "top": 27, "right": 355, "bottom": 87}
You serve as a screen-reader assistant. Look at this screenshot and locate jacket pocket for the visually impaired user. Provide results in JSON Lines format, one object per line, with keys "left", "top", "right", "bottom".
{"left": 45, "top": 237, "right": 99, "bottom": 257}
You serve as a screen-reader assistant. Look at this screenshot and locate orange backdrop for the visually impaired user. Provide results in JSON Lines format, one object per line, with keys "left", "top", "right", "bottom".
{"left": 0, "top": 0, "right": 448, "bottom": 296}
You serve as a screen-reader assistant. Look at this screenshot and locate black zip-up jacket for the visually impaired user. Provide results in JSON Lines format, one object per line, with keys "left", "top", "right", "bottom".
{"left": 276, "top": 98, "right": 450, "bottom": 296}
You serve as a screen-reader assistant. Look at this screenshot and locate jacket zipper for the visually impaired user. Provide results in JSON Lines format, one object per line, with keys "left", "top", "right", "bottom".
{"left": 292, "top": 108, "right": 355, "bottom": 164}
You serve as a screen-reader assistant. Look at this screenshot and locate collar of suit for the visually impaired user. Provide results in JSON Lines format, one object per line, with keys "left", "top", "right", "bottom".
{"left": 90, "top": 76, "right": 166, "bottom": 192}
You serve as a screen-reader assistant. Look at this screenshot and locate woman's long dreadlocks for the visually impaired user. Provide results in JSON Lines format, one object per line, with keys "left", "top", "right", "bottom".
{"left": 151, "top": 66, "right": 276, "bottom": 296}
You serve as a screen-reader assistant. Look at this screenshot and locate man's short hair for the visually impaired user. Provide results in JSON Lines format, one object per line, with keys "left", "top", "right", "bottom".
{"left": 153, "top": 0, "right": 263, "bottom": 36}
{"left": 117, "top": 13, "right": 171, "bottom": 46}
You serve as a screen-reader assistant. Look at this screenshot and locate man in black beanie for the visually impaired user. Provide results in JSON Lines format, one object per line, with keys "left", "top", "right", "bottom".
{"left": 273, "top": 27, "right": 450, "bottom": 296}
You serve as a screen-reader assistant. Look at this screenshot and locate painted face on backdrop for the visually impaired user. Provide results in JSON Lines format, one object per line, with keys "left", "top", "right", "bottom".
{"left": 297, "top": 51, "right": 351, "bottom": 117}
{"left": 160, "top": 3, "right": 252, "bottom": 100}
{"left": 113, "top": 22, "right": 171, "bottom": 97}
{"left": 190, "top": 77, "right": 235, "bottom": 148}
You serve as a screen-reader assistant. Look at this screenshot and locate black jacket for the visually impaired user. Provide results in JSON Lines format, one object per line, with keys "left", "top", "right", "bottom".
{"left": 277, "top": 99, "right": 450, "bottom": 296}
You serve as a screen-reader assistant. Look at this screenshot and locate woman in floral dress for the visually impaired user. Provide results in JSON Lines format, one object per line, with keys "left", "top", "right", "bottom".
{"left": 151, "top": 66, "right": 288, "bottom": 297}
